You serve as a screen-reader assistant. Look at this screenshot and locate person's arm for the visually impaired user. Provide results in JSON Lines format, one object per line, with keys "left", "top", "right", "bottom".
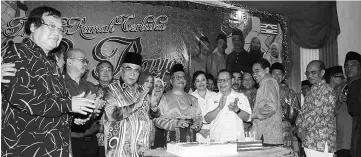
{"left": 153, "top": 96, "right": 179, "bottom": 131}
{"left": 347, "top": 79, "right": 361, "bottom": 116}
{"left": 204, "top": 95, "right": 224, "bottom": 123}
{"left": 2, "top": 43, "right": 71, "bottom": 117}
{"left": 253, "top": 80, "right": 279, "bottom": 120}
{"left": 226, "top": 53, "right": 231, "bottom": 71}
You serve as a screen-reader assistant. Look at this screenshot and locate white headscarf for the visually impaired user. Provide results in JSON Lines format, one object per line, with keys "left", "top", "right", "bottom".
{"left": 263, "top": 42, "right": 282, "bottom": 64}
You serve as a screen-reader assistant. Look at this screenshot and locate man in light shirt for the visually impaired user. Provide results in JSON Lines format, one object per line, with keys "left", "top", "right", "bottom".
{"left": 204, "top": 69, "right": 252, "bottom": 142}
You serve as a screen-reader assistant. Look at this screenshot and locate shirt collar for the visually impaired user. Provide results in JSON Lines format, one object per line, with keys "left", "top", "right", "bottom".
{"left": 22, "top": 38, "right": 46, "bottom": 56}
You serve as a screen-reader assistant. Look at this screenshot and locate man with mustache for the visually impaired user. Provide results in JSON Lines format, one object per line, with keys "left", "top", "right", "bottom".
{"left": 232, "top": 71, "right": 242, "bottom": 92}
{"left": 103, "top": 52, "right": 161, "bottom": 157}
{"left": 296, "top": 60, "right": 336, "bottom": 157}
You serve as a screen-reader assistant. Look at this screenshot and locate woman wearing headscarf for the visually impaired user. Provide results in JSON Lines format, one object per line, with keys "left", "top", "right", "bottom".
{"left": 263, "top": 42, "right": 282, "bottom": 65}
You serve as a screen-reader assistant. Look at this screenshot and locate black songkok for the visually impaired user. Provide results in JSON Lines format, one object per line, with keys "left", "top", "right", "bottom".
{"left": 344, "top": 51, "right": 361, "bottom": 64}
{"left": 123, "top": 52, "right": 142, "bottom": 66}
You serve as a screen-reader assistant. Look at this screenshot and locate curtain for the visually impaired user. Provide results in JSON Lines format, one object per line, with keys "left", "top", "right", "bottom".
{"left": 288, "top": 40, "right": 301, "bottom": 93}
{"left": 319, "top": 39, "right": 339, "bottom": 68}
{"left": 300, "top": 48, "right": 319, "bottom": 81}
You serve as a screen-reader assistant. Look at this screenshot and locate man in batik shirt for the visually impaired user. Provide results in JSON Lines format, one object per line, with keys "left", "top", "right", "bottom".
{"left": 103, "top": 52, "right": 161, "bottom": 157}
{"left": 270, "top": 63, "right": 300, "bottom": 151}
{"left": 296, "top": 60, "right": 336, "bottom": 157}
{"left": 1, "top": 6, "right": 95, "bottom": 157}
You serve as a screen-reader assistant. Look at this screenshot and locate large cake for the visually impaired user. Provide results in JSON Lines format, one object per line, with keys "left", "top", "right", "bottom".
{"left": 166, "top": 142, "right": 238, "bottom": 157}
{"left": 166, "top": 132, "right": 263, "bottom": 157}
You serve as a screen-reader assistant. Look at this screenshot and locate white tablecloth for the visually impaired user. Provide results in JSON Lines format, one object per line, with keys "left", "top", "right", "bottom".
{"left": 145, "top": 147, "right": 298, "bottom": 157}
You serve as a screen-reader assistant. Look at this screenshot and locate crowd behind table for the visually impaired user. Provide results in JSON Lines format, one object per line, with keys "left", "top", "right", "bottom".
{"left": 1, "top": 6, "right": 361, "bottom": 157}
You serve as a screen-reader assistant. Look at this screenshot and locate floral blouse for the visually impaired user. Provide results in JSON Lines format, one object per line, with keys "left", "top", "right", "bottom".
{"left": 296, "top": 80, "right": 337, "bottom": 153}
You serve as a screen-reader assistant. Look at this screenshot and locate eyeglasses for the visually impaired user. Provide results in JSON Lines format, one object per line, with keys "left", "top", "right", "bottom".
{"left": 305, "top": 70, "right": 321, "bottom": 76}
{"left": 217, "top": 78, "right": 231, "bottom": 83}
{"left": 122, "top": 66, "right": 141, "bottom": 75}
{"left": 69, "top": 57, "right": 89, "bottom": 64}
{"left": 42, "top": 22, "right": 64, "bottom": 33}
{"left": 172, "top": 75, "right": 186, "bottom": 80}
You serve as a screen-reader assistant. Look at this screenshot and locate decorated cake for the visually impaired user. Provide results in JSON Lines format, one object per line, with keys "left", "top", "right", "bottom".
{"left": 166, "top": 142, "right": 238, "bottom": 157}
{"left": 166, "top": 132, "right": 263, "bottom": 157}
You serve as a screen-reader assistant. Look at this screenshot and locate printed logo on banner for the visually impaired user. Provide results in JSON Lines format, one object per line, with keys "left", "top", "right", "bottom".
{"left": 260, "top": 23, "right": 278, "bottom": 35}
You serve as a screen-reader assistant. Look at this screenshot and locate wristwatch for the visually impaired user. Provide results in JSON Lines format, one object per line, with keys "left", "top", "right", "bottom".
{"left": 235, "top": 108, "right": 241, "bottom": 114}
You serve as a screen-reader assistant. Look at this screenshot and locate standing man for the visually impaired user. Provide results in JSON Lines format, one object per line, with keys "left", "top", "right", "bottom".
{"left": 345, "top": 51, "right": 361, "bottom": 157}
{"left": 296, "top": 60, "right": 336, "bottom": 157}
{"left": 190, "top": 36, "right": 210, "bottom": 77}
{"left": 207, "top": 33, "right": 228, "bottom": 77}
{"left": 1, "top": 6, "right": 95, "bottom": 156}
{"left": 325, "top": 66, "right": 345, "bottom": 89}
{"left": 334, "top": 52, "right": 360, "bottom": 157}
{"left": 231, "top": 71, "right": 242, "bottom": 92}
{"left": 251, "top": 58, "right": 283, "bottom": 145}
{"left": 64, "top": 48, "right": 101, "bottom": 157}
{"left": 103, "top": 52, "right": 161, "bottom": 157}
{"left": 204, "top": 69, "right": 251, "bottom": 142}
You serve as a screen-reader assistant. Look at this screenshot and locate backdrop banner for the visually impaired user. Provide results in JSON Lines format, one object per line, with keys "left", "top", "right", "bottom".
{"left": 1, "top": 1, "right": 285, "bottom": 90}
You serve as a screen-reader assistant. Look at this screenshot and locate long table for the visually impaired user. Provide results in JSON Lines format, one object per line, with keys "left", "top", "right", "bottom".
{"left": 145, "top": 147, "right": 298, "bottom": 157}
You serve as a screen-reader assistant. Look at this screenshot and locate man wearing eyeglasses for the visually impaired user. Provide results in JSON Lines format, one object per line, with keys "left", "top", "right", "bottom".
{"left": 204, "top": 69, "right": 251, "bottom": 142}
{"left": 1, "top": 6, "right": 95, "bottom": 157}
{"left": 296, "top": 60, "right": 337, "bottom": 157}
{"left": 103, "top": 52, "right": 161, "bottom": 157}
{"left": 64, "top": 48, "right": 103, "bottom": 157}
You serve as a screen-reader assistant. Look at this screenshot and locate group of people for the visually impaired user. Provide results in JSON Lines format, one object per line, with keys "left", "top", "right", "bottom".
{"left": 1, "top": 5, "right": 361, "bottom": 157}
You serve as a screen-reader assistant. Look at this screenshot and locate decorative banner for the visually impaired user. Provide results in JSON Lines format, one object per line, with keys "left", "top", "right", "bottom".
{"left": 1, "top": 1, "right": 288, "bottom": 90}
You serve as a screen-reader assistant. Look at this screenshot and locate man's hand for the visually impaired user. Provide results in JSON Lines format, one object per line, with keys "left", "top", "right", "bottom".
{"left": 150, "top": 88, "right": 162, "bottom": 108}
{"left": 199, "top": 129, "right": 210, "bottom": 138}
{"left": 218, "top": 95, "right": 227, "bottom": 110}
{"left": 71, "top": 92, "right": 95, "bottom": 115}
{"left": 228, "top": 98, "right": 240, "bottom": 113}
{"left": 1, "top": 60, "right": 16, "bottom": 83}
{"left": 176, "top": 119, "right": 190, "bottom": 128}
{"left": 74, "top": 116, "right": 90, "bottom": 125}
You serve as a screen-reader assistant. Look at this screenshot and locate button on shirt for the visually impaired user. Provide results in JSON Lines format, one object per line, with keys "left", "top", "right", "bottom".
{"left": 190, "top": 89, "right": 216, "bottom": 142}
{"left": 206, "top": 90, "right": 252, "bottom": 142}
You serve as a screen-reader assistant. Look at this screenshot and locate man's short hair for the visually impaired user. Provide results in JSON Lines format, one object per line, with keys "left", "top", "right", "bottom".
{"left": 24, "top": 6, "right": 61, "bottom": 35}
{"left": 253, "top": 58, "right": 271, "bottom": 70}
{"left": 96, "top": 60, "right": 114, "bottom": 73}
{"left": 217, "top": 69, "right": 232, "bottom": 78}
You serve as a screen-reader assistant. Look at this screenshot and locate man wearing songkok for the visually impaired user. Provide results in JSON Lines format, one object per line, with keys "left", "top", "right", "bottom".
{"left": 227, "top": 29, "right": 261, "bottom": 73}
{"left": 345, "top": 51, "right": 361, "bottom": 157}
{"left": 270, "top": 63, "right": 300, "bottom": 151}
{"left": 1, "top": 6, "right": 95, "bottom": 156}
{"left": 190, "top": 36, "right": 210, "bottom": 77}
{"left": 64, "top": 48, "right": 103, "bottom": 157}
{"left": 251, "top": 58, "right": 283, "bottom": 145}
{"left": 205, "top": 69, "right": 251, "bottom": 142}
{"left": 296, "top": 60, "right": 336, "bottom": 157}
{"left": 103, "top": 52, "right": 161, "bottom": 157}
{"left": 207, "top": 33, "right": 228, "bottom": 77}
{"left": 153, "top": 64, "right": 203, "bottom": 143}
{"left": 325, "top": 65, "right": 344, "bottom": 89}
{"left": 335, "top": 52, "right": 360, "bottom": 157}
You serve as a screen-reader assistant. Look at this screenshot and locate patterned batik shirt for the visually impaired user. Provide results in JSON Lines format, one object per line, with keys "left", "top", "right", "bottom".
{"left": 1, "top": 38, "right": 72, "bottom": 157}
{"left": 296, "top": 80, "right": 337, "bottom": 153}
